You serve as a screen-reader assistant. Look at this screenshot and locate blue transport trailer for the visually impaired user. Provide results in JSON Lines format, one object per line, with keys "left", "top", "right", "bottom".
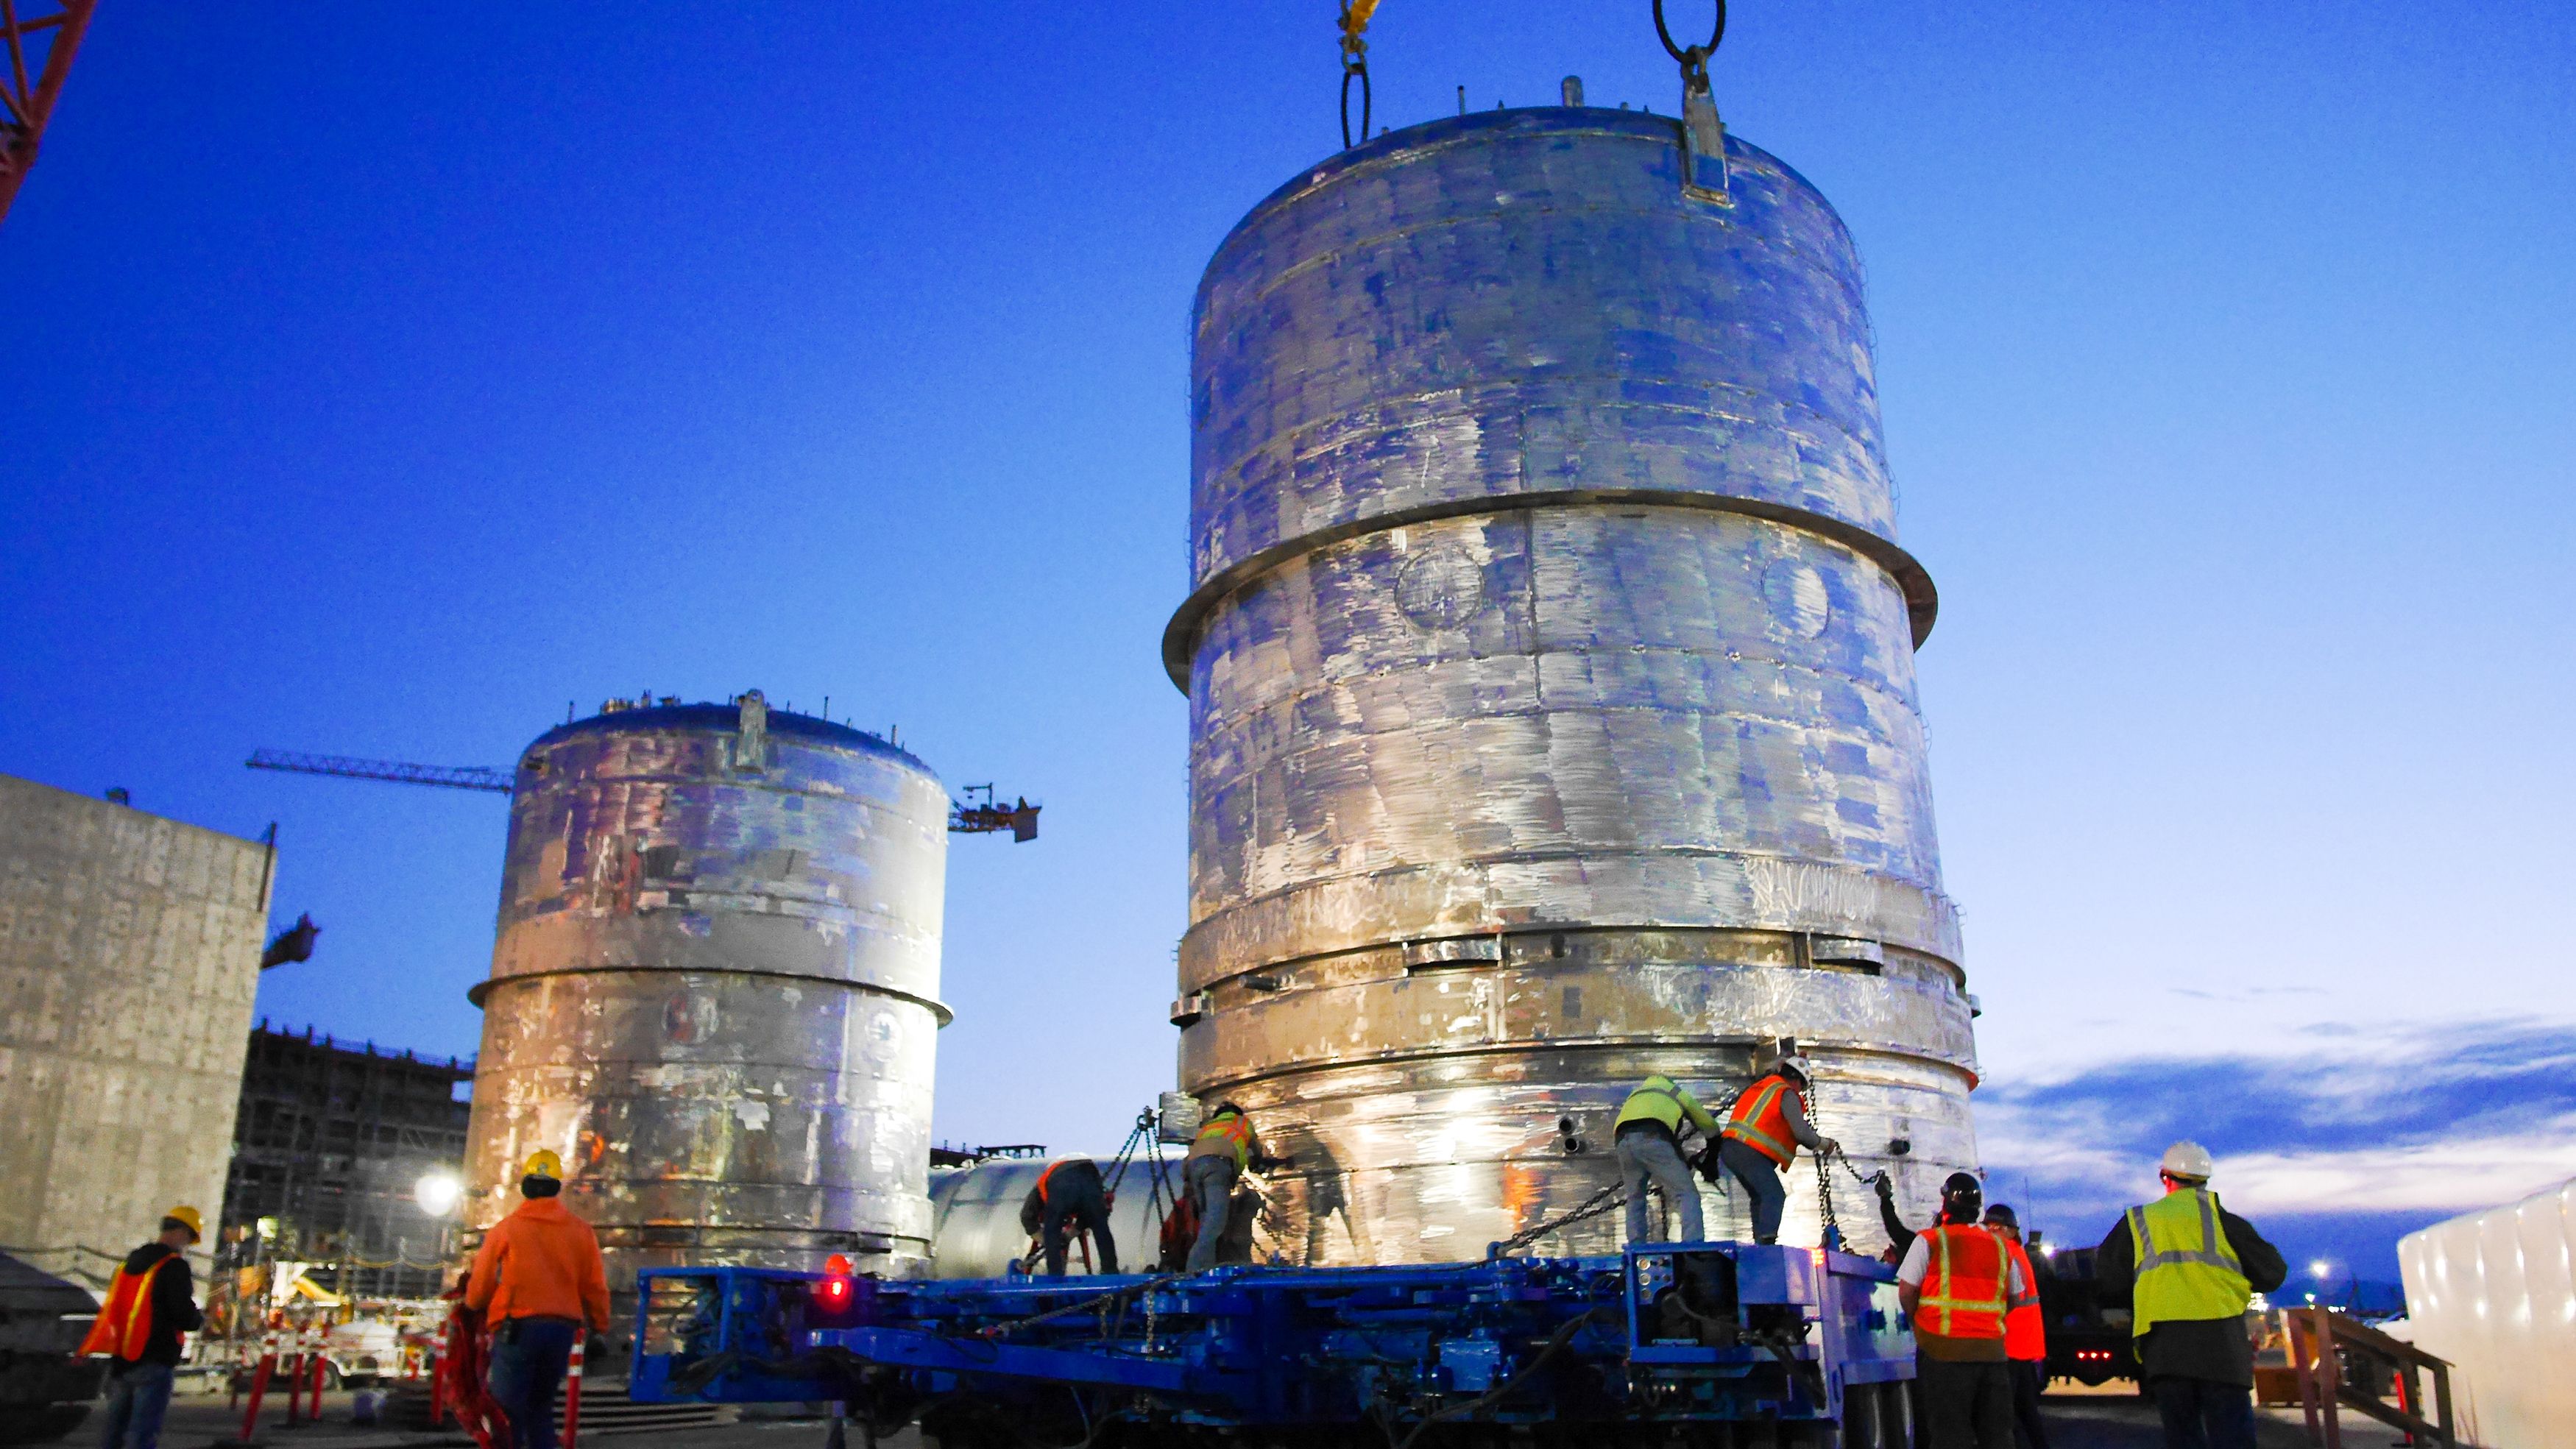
{"left": 630, "top": 1241, "right": 1916, "bottom": 1448}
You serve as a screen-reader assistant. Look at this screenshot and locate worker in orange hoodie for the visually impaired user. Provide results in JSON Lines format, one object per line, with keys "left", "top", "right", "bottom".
{"left": 465, "top": 1150, "right": 609, "bottom": 1449}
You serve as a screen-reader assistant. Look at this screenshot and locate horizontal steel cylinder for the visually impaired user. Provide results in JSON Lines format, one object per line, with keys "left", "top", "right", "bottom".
{"left": 1169, "top": 108, "right": 1982, "bottom": 1262}
{"left": 462, "top": 697, "right": 949, "bottom": 1294}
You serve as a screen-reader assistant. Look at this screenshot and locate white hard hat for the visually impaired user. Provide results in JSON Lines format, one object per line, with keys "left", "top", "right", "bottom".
{"left": 2159, "top": 1141, "right": 2215, "bottom": 1182}
{"left": 1773, "top": 1055, "right": 1816, "bottom": 1082}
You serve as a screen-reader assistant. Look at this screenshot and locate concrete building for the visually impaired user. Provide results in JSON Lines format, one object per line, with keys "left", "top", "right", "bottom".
{"left": 0, "top": 774, "right": 269, "bottom": 1258}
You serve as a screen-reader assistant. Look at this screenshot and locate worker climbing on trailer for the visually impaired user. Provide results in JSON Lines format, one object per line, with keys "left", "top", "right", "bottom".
{"left": 1612, "top": 1073, "right": 1721, "bottom": 1243}
{"left": 79, "top": 1205, "right": 204, "bottom": 1449}
{"left": 1182, "top": 1102, "right": 1271, "bottom": 1272}
{"left": 2092, "top": 1141, "right": 2287, "bottom": 1449}
{"left": 466, "top": 1150, "right": 610, "bottom": 1449}
{"left": 1017, "top": 1154, "right": 1119, "bottom": 1276}
{"left": 1897, "top": 1173, "right": 2031, "bottom": 1449}
{"left": 1717, "top": 1055, "right": 1840, "bottom": 1244}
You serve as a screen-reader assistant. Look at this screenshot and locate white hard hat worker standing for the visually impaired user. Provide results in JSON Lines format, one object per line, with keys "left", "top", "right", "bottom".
{"left": 2094, "top": 1142, "right": 2288, "bottom": 1449}
{"left": 1713, "top": 1055, "right": 1840, "bottom": 1245}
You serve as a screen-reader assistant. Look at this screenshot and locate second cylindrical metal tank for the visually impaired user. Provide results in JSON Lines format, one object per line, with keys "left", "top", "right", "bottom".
{"left": 1164, "top": 107, "right": 1981, "bottom": 1261}
{"left": 461, "top": 692, "right": 950, "bottom": 1300}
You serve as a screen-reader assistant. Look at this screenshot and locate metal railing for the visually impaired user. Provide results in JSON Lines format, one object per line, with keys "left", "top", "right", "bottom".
{"left": 2290, "top": 1304, "right": 2462, "bottom": 1448}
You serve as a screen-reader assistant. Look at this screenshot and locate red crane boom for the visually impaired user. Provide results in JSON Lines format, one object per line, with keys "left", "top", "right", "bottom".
{"left": 0, "top": 0, "right": 98, "bottom": 225}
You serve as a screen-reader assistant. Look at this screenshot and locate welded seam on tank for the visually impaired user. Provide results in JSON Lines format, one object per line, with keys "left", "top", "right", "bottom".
{"left": 466, "top": 966, "right": 955, "bottom": 1024}
{"left": 1190, "top": 659, "right": 1929, "bottom": 764}
{"left": 1193, "top": 389, "right": 1897, "bottom": 555}
{"left": 1178, "top": 1035, "right": 1978, "bottom": 1094}
{"left": 1163, "top": 490, "right": 1938, "bottom": 689}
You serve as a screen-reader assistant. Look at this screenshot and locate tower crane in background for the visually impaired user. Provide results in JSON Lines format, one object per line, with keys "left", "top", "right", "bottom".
{"left": 0, "top": 0, "right": 99, "bottom": 225}
{"left": 246, "top": 747, "right": 1041, "bottom": 840}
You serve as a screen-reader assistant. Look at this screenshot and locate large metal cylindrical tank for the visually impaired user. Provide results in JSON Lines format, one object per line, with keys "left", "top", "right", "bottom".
{"left": 461, "top": 692, "right": 949, "bottom": 1297}
{"left": 1164, "top": 107, "right": 1980, "bottom": 1263}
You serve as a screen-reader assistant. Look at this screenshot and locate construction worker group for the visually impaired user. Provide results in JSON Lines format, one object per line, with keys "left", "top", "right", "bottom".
{"left": 77, "top": 1065, "right": 2277, "bottom": 1449}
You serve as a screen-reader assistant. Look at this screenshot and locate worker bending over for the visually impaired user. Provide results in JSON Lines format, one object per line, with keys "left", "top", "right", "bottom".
{"left": 2094, "top": 1142, "right": 2285, "bottom": 1449}
{"left": 79, "top": 1205, "right": 205, "bottom": 1449}
{"left": 1719, "top": 1056, "right": 1838, "bottom": 1244}
{"left": 1897, "top": 1173, "right": 2034, "bottom": 1449}
{"left": 1183, "top": 1102, "right": 1270, "bottom": 1272}
{"left": 466, "top": 1150, "right": 611, "bottom": 1449}
{"left": 1612, "top": 1074, "right": 1720, "bottom": 1244}
{"left": 1019, "top": 1155, "right": 1119, "bottom": 1276}
{"left": 1983, "top": 1202, "right": 2051, "bottom": 1449}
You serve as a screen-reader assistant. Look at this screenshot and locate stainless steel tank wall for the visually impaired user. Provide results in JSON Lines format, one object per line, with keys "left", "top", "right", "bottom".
{"left": 1166, "top": 109, "right": 1980, "bottom": 1261}
{"left": 927, "top": 1155, "right": 1185, "bottom": 1279}
{"left": 461, "top": 698, "right": 950, "bottom": 1289}
{"left": 0, "top": 775, "right": 269, "bottom": 1261}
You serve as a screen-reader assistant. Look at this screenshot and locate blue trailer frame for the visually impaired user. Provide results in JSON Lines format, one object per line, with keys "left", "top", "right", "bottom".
{"left": 632, "top": 1243, "right": 1916, "bottom": 1446}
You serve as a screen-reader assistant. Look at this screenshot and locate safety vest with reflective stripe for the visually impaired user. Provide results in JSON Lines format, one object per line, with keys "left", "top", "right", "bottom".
{"left": 1722, "top": 1075, "right": 1805, "bottom": 1166}
{"left": 1917, "top": 1225, "right": 2009, "bottom": 1340}
{"left": 2126, "top": 1188, "right": 2251, "bottom": 1335}
{"left": 1192, "top": 1111, "right": 1253, "bottom": 1170}
{"left": 1616, "top": 1076, "right": 1717, "bottom": 1137}
{"left": 2000, "top": 1236, "right": 2046, "bottom": 1360}
{"left": 77, "top": 1255, "right": 176, "bottom": 1361}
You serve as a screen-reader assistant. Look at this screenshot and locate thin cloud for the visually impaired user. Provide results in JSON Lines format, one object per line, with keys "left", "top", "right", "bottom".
{"left": 1975, "top": 1018, "right": 2576, "bottom": 1222}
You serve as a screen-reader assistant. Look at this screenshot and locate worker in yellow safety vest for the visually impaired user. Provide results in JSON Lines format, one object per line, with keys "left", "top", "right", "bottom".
{"left": 1612, "top": 1074, "right": 1722, "bottom": 1243}
{"left": 79, "top": 1205, "right": 205, "bottom": 1449}
{"left": 1716, "top": 1057, "right": 1839, "bottom": 1244}
{"left": 2091, "top": 1141, "right": 2287, "bottom": 1449}
{"left": 1183, "top": 1102, "right": 1270, "bottom": 1272}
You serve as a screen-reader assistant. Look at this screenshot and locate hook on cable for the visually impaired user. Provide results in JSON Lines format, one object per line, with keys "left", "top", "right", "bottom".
{"left": 1339, "top": 1, "right": 1379, "bottom": 148}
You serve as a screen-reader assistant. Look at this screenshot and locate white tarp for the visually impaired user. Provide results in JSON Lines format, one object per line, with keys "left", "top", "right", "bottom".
{"left": 2396, "top": 1177, "right": 2576, "bottom": 1449}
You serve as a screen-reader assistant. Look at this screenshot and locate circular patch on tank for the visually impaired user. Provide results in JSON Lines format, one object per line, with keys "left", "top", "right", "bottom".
{"left": 665, "top": 992, "right": 715, "bottom": 1044}
{"left": 865, "top": 1007, "right": 902, "bottom": 1062}
{"left": 1395, "top": 548, "right": 1485, "bottom": 630}
{"left": 1761, "top": 560, "right": 1832, "bottom": 637}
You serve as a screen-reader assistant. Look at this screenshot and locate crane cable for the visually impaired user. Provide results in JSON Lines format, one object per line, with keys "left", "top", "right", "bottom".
{"left": 1653, "top": 0, "right": 1726, "bottom": 99}
{"left": 1338, "top": 1, "right": 1379, "bottom": 149}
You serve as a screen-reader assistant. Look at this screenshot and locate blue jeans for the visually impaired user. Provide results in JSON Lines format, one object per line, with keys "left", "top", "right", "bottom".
{"left": 487, "top": 1317, "right": 579, "bottom": 1449}
{"left": 1615, "top": 1129, "right": 1704, "bottom": 1243}
{"left": 96, "top": 1361, "right": 174, "bottom": 1449}
{"left": 1720, "top": 1138, "right": 1788, "bottom": 1243}
{"left": 2148, "top": 1375, "right": 2257, "bottom": 1449}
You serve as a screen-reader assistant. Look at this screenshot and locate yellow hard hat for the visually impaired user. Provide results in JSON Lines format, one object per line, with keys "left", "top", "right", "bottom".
{"left": 521, "top": 1149, "right": 565, "bottom": 1181}
{"left": 163, "top": 1205, "right": 204, "bottom": 1241}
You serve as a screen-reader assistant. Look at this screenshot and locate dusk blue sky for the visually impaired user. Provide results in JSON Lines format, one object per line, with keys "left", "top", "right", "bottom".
{"left": 5, "top": 3, "right": 2569, "bottom": 1281}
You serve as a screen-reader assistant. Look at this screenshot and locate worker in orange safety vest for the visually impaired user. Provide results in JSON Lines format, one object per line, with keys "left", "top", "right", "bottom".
{"left": 466, "top": 1150, "right": 609, "bottom": 1449}
{"left": 1716, "top": 1057, "right": 1838, "bottom": 1244}
{"left": 1983, "top": 1202, "right": 2052, "bottom": 1449}
{"left": 79, "top": 1205, "right": 205, "bottom": 1449}
{"left": 1019, "top": 1155, "right": 1119, "bottom": 1276}
{"left": 1897, "top": 1174, "right": 2033, "bottom": 1449}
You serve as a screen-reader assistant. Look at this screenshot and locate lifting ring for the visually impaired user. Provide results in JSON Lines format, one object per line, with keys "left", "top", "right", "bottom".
{"left": 1340, "top": 61, "right": 1371, "bottom": 149}
{"left": 1652, "top": 0, "right": 1726, "bottom": 93}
